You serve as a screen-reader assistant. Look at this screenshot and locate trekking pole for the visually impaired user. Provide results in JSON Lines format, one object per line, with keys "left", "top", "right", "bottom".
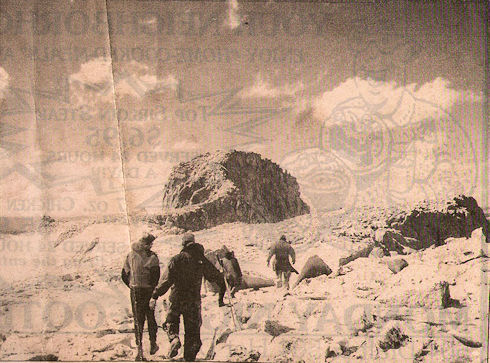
{"left": 217, "top": 258, "right": 241, "bottom": 331}
{"left": 131, "top": 288, "right": 144, "bottom": 359}
{"left": 224, "top": 276, "right": 240, "bottom": 330}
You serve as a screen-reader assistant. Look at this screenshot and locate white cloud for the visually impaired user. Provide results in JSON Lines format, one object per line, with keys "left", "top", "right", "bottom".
{"left": 115, "top": 61, "right": 178, "bottom": 98}
{"left": 414, "top": 77, "right": 480, "bottom": 109}
{"left": 69, "top": 58, "right": 178, "bottom": 107}
{"left": 241, "top": 73, "right": 303, "bottom": 98}
{"left": 69, "top": 57, "right": 113, "bottom": 107}
{"left": 0, "top": 66, "right": 10, "bottom": 99}
{"left": 312, "top": 76, "right": 480, "bottom": 125}
{"left": 225, "top": 0, "right": 241, "bottom": 30}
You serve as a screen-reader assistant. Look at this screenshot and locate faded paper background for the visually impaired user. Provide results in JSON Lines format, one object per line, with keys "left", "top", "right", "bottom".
{"left": 0, "top": 1, "right": 487, "bottom": 362}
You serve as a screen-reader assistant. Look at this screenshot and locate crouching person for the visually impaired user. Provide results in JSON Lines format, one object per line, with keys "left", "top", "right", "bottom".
{"left": 149, "top": 233, "right": 226, "bottom": 361}
{"left": 121, "top": 232, "right": 160, "bottom": 361}
{"left": 220, "top": 248, "right": 243, "bottom": 298}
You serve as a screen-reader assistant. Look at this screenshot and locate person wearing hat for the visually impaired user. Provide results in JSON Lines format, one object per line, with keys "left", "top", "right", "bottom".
{"left": 122, "top": 232, "right": 160, "bottom": 361}
{"left": 149, "top": 232, "right": 226, "bottom": 361}
{"left": 266, "top": 234, "right": 297, "bottom": 290}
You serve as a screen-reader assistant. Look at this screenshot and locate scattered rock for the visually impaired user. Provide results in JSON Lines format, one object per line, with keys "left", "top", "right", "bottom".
{"left": 438, "top": 281, "right": 452, "bottom": 308}
{"left": 349, "top": 308, "right": 375, "bottom": 335}
{"left": 61, "top": 274, "right": 74, "bottom": 282}
{"left": 339, "top": 244, "right": 374, "bottom": 266}
{"left": 95, "top": 328, "right": 117, "bottom": 338}
{"left": 216, "top": 328, "right": 233, "bottom": 345}
{"left": 374, "top": 229, "right": 410, "bottom": 254}
{"left": 262, "top": 320, "right": 294, "bottom": 337}
{"left": 84, "top": 238, "right": 99, "bottom": 253}
{"left": 293, "top": 255, "right": 332, "bottom": 288}
{"left": 161, "top": 151, "right": 310, "bottom": 231}
{"left": 28, "top": 354, "right": 59, "bottom": 361}
{"left": 451, "top": 333, "right": 482, "bottom": 348}
{"left": 325, "top": 342, "right": 342, "bottom": 358}
{"left": 54, "top": 223, "right": 88, "bottom": 247}
{"left": 214, "top": 344, "right": 260, "bottom": 362}
{"left": 386, "top": 258, "right": 408, "bottom": 274}
{"left": 38, "top": 215, "right": 56, "bottom": 232}
{"left": 397, "top": 336, "right": 433, "bottom": 360}
{"left": 377, "top": 321, "right": 408, "bottom": 351}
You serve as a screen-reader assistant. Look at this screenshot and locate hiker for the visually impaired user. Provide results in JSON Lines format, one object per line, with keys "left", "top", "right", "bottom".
{"left": 220, "top": 248, "right": 243, "bottom": 297}
{"left": 266, "top": 235, "right": 297, "bottom": 290}
{"left": 121, "top": 232, "right": 160, "bottom": 361}
{"left": 149, "top": 233, "right": 226, "bottom": 361}
{"left": 204, "top": 246, "right": 243, "bottom": 297}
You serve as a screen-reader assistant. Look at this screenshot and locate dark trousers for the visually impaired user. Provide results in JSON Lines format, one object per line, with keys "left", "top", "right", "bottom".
{"left": 130, "top": 287, "right": 158, "bottom": 350}
{"left": 164, "top": 300, "right": 202, "bottom": 361}
{"left": 275, "top": 269, "right": 292, "bottom": 289}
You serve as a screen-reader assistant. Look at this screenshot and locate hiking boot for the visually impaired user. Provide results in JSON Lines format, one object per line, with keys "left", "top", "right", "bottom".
{"left": 168, "top": 337, "right": 181, "bottom": 359}
{"left": 150, "top": 342, "right": 159, "bottom": 355}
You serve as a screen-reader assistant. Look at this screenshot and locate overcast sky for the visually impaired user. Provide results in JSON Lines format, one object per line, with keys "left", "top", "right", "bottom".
{"left": 0, "top": 0, "right": 486, "bottom": 217}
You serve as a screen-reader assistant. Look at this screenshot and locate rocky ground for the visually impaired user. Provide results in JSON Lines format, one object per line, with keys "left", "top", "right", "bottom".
{"left": 0, "top": 196, "right": 488, "bottom": 362}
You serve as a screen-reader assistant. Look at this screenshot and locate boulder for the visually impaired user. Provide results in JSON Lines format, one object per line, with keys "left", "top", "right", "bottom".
{"left": 339, "top": 244, "right": 374, "bottom": 267}
{"left": 451, "top": 332, "right": 482, "bottom": 348}
{"left": 216, "top": 328, "right": 233, "bottom": 345}
{"left": 61, "top": 274, "right": 74, "bottom": 282}
{"left": 262, "top": 320, "right": 294, "bottom": 337}
{"left": 386, "top": 258, "right": 408, "bottom": 274}
{"left": 161, "top": 151, "right": 309, "bottom": 231}
{"left": 293, "top": 255, "right": 332, "bottom": 288}
{"left": 377, "top": 321, "right": 408, "bottom": 351}
{"left": 374, "top": 229, "right": 412, "bottom": 254}
{"left": 386, "top": 195, "right": 490, "bottom": 246}
{"left": 325, "top": 342, "right": 342, "bottom": 358}
{"left": 438, "top": 281, "right": 452, "bottom": 308}
{"left": 241, "top": 272, "right": 275, "bottom": 290}
{"left": 28, "top": 355, "right": 59, "bottom": 361}
{"left": 213, "top": 345, "right": 261, "bottom": 362}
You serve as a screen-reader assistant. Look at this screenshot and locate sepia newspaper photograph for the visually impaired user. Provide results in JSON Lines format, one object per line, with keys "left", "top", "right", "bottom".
{"left": 0, "top": 1, "right": 487, "bottom": 362}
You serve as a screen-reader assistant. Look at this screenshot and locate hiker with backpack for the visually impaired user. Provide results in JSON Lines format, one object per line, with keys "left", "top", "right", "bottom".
{"left": 267, "top": 235, "right": 298, "bottom": 290}
{"left": 149, "top": 233, "right": 226, "bottom": 362}
{"left": 121, "top": 232, "right": 160, "bottom": 361}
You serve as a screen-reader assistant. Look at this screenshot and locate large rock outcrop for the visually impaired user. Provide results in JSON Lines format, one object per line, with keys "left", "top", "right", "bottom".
{"left": 386, "top": 195, "right": 489, "bottom": 247}
{"left": 161, "top": 151, "right": 310, "bottom": 231}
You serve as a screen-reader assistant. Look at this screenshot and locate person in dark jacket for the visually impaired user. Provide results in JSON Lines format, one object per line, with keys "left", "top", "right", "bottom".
{"left": 266, "top": 235, "right": 297, "bottom": 290}
{"left": 149, "top": 233, "right": 226, "bottom": 361}
{"left": 122, "top": 232, "right": 160, "bottom": 361}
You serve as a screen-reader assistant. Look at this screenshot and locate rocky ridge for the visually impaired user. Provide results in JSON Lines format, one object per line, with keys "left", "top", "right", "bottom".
{"left": 159, "top": 150, "right": 310, "bottom": 231}
{"left": 0, "top": 192, "right": 487, "bottom": 362}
